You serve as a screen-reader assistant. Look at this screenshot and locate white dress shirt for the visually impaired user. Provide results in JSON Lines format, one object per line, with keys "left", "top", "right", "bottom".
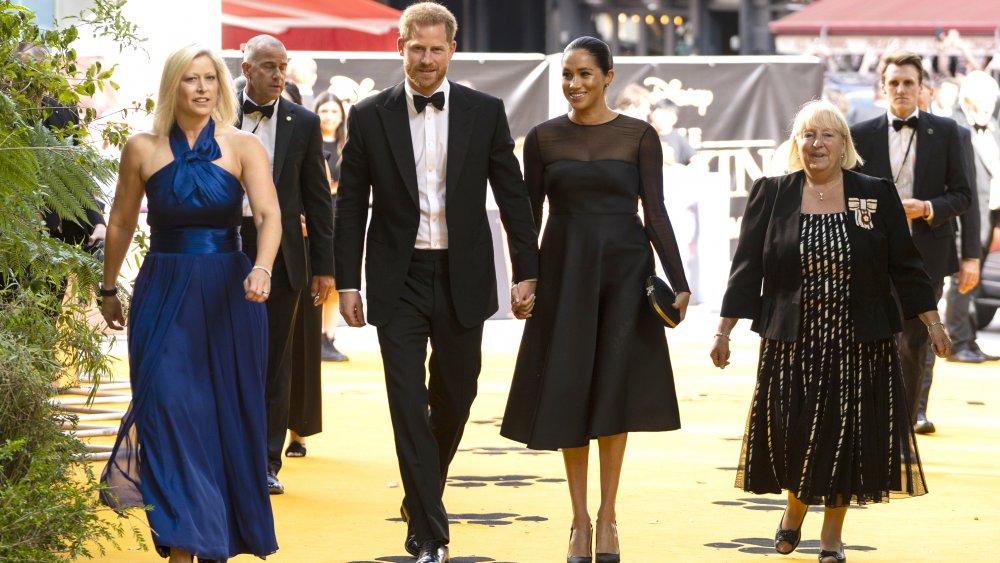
{"left": 887, "top": 108, "right": 918, "bottom": 200}
{"left": 240, "top": 94, "right": 279, "bottom": 216}
{"left": 404, "top": 80, "right": 450, "bottom": 249}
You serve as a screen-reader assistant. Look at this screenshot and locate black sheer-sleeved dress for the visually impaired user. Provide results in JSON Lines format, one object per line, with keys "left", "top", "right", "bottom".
{"left": 501, "top": 114, "right": 690, "bottom": 450}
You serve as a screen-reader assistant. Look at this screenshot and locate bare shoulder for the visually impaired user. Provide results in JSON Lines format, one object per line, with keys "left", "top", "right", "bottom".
{"left": 123, "top": 130, "right": 159, "bottom": 156}
{"left": 219, "top": 127, "right": 265, "bottom": 153}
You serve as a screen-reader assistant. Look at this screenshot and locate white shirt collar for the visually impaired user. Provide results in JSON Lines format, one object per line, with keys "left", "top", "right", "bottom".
{"left": 887, "top": 107, "right": 919, "bottom": 123}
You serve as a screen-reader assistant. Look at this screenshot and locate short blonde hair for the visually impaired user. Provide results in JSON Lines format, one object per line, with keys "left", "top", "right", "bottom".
{"left": 786, "top": 99, "right": 863, "bottom": 172}
{"left": 154, "top": 44, "right": 237, "bottom": 136}
{"left": 399, "top": 2, "right": 457, "bottom": 43}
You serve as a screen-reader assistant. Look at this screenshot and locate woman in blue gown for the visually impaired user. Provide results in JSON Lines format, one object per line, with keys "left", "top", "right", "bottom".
{"left": 99, "top": 44, "right": 282, "bottom": 563}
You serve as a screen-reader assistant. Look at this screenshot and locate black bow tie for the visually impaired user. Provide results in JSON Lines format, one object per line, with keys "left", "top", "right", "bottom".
{"left": 891, "top": 116, "right": 918, "bottom": 131}
{"left": 413, "top": 92, "right": 445, "bottom": 113}
{"left": 242, "top": 98, "right": 274, "bottom": 119}
{"left": 973, "top": 123, "right": 988, "bottom": 134}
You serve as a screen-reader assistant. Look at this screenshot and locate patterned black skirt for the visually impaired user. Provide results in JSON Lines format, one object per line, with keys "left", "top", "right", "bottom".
{"left": 736, "top": 212, "right": 927, "bottom": 507}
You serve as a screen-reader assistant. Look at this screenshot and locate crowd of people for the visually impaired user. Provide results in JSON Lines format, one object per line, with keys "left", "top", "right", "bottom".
{"left": 70, "top": 2, "right": 998, "bottom": 562}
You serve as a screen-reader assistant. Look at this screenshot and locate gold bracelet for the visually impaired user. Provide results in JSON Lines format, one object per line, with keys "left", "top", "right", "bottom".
{"left": 714, "top": 332, "right": 731, "bottom": 341}
{"left": 252, "top": 265, "right": 272, "bottom": 278}
{"left": 926, "top": 321, "right": 944, "bottom": 330}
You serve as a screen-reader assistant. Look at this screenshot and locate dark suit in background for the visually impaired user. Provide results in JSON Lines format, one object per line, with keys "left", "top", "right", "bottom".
{"left": 851, "top": 111, "right": 974, "bottom": 424}
{"left": 238, "top": 93, "right": 334, "bottom": 478}
{"left": 336, "top": 80, "right": 539, "bottom": 549}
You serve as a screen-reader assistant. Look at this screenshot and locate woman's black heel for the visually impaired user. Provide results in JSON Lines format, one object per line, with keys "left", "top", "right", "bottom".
{"left": 594, "top": 520, "right": 620, "bottom": 563}
{"left": 774, "top": 508, "right": 807, "bottom": 554}
{"left": 818, "top": 543, "right": 846, "bottom": 562}
{"left": 567, "top": 525, "right": 592, "bottom": 563}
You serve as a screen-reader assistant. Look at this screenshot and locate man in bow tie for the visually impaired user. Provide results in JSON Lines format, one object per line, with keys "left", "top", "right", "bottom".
{"left": 237, "top": 35, "right": 335, "bottom": 494}
{"left": 851, "top": 51, "right": 975, "bottom": 435}
{"left": 943, "top": 71, "right": 1000, "bottom": 364}
{"left": 334, "top": 3, "right": 539, "bottom": 562}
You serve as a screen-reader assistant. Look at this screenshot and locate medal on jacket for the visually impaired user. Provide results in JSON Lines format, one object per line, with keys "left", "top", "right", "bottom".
{"left": 848, "top": 197, "right": 877, "bottom": 230}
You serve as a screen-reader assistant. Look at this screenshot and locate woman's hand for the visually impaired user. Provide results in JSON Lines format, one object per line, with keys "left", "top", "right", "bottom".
{"left": 101, "top": 295, "right": 126, "bottom": 331}
{"left": 710, "top": 334, "right": 731, "bottom": 369}
{"left": 673, "top": 291, "right": 691, "bottom": 321}
{"left": 511, "top": 280, "right": 536, "bottom": 319}
{"left": 928, "top": 323, "right": 953, "bottom": 358}
{"left": 244, "top": 268, "right": 272, "bottom": 303}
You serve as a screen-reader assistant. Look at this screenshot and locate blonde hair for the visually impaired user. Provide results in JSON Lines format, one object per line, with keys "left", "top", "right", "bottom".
{"left": 154, "top": 44, "right": 237, "bottom": 136}
{"left": 786, "top": 99, "right": 863, "bottom": 172}
{"left": 399, "top": 2, "right": 457, "bottom": 43}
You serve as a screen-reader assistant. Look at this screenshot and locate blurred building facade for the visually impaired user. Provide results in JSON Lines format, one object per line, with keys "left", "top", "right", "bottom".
{"left": 384, "top": 0, "right": 812, "bottom": 55}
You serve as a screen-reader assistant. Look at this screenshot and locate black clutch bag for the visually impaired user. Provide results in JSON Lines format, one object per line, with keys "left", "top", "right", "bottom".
{"left": 645, "top": 276, "right": 681, "bottom": 328}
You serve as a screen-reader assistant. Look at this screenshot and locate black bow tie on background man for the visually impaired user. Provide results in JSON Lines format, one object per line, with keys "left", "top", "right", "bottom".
{"left": 891, "top": 116, "right": 919, "bottom": 131}
{"left": 973, "top": 123, "right": 989, "bottom": 134}
{"left": 413, "top": 92, "right": 445, "bottom": 113}
{"left": 242, "top": 98, "right": 275, "bottom": 119}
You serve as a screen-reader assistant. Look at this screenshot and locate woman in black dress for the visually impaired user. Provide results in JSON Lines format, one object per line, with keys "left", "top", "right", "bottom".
{"left": 501, "top": 37, "right": 690, "bottom": 563}
{"left": 709, "top": 100, "right": 952, "bottom": 563}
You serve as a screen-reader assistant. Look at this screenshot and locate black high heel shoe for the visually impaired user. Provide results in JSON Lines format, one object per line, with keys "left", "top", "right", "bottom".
{"left": 818, "top": 544, "right": 847, "bottom": 562}
{"left": 774, "top": 508, "right": 807, "bottom": 554}
{"left": 567, "top": 525, "right": 592, "bottom": 563}
{"left": 595, "top": 520, "right": 620, "bottom": 563}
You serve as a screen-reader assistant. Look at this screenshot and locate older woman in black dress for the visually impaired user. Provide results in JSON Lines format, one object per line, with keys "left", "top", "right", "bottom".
{"left": 502, "top": 37, "right": 690, "bottom": 563}
{"left": 710, "top": 100, "right": 951, "bottom": 563}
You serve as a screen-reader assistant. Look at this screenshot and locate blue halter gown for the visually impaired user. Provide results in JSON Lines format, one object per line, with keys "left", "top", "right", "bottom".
{"left": 100, "top": 119, "right": 277, "bottom": 560}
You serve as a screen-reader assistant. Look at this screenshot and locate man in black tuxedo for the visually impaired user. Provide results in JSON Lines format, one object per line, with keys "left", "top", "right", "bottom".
{"left": 335, "top": 4, "right": 539, "bottom": 562}
{"left": 851, "top": 51, "right": 975, "bottom": 433}
{"left": 238, "top": 35, "right": 335, "bottom": 494}
{"left": 945, "top": 70, "right": 1000, "bottom": 364}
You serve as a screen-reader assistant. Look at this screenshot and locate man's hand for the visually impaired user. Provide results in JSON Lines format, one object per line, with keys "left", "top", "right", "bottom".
{"left": 901, "top": 198, "right": 928, "bottom": 220}
{"left": 339, "top": 291, "right": 366, "bottom": 327}
{"left": 87, "top": 223, "right": 107, "bottom": 246}
{"left": 957, "top": 258, "right": 981, "bottom": 294}
{"left": 310, "top": 274, "right": 336, "bottom": 305}
{"left": 511, "top": 280, "right": 537, "bottom": 319}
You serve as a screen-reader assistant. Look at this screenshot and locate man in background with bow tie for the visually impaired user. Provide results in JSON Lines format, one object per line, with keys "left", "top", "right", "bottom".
{"left": 944, "top": 71, "right": 1000, "bottom": 364}
{"left": 238, "top": 35, "right": 335, "bottom": 494}
{"left": 335, "top": 3, "right": 539, "bottom": 562}
{"left": 851, "top": 51, "right": 975, "bottom": 435}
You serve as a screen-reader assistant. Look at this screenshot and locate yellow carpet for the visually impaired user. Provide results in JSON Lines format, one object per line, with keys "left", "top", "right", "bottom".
{"left": 84, "top": 308, "right": 1000, "bottom": 562}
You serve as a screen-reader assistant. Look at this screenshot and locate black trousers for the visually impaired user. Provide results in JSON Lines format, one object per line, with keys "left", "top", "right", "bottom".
{"left": 899, "top": 278, "right": 943, "bottom": 424}
{"left": 241, "top": 217, "right": 302, "bottom": 475}
{"left": 376, "top": 250, "right": 483, "bottom": 546}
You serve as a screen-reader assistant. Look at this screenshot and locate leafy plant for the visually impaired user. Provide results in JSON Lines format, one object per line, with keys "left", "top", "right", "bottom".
{"left": 0, "top": 0, "right": 151, "bottom": 560}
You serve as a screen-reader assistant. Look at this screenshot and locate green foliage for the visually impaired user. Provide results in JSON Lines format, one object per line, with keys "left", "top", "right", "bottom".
{"left": 0, "top": 0, "right": 150, "bottom": 559}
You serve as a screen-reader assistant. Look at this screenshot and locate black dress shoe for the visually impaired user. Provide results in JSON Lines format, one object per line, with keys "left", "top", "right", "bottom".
{"left": 972, "top": 344, "right": 1000, "bottom": 361}
{"left": 947, "top": 348, "right": 987, "bottom": 363}
{"left": 266, "top": 471, "right": 284, "bottom": 495}
{"left": 321, "top": 336, "right": 349, "bottom": 362}
{"left": 913, "top": 418, "right": 936, "bottom": 434}
{"left": 399, "top": 504, "right": 420, "bottom": 556}
{"left": 416, "top": 541, "right": 449, "bottom": 563}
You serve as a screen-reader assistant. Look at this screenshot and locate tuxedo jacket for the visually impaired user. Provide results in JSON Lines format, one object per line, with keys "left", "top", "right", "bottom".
{"left": 720, "top": 170, "right": 937, "bottom": 342}
{"left": 954, "top": 111, "right": 998, "bottom": 246}
{"left": 237, "top": 94, "right": 334, "bottom": 289}
{"left": 335, "top": 81, "right": 540, "bottom": 328}
{"left": 850, "top": 111, "right": 974, "bottom": 280}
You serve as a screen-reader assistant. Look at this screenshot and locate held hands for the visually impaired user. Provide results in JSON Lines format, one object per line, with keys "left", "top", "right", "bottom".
{"left": 244, "top": 267, "right": 272, "bottom": 303}
{"left": 340, "top": 291, "right": 366, "bottom": 327}
{"left": 511, "top": 280, "right": 537, "bottom": 319}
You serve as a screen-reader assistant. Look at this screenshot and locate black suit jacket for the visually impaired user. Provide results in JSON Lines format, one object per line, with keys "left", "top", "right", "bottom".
{"left": 721, "top": 170, "right": 937, "bottom": 342}
{"left": 850, "top": 111, "right": 974, "bottom": 280}
{"left": 335, "top": 81, "right": 540, "bottom": 328}
{"left": 237, "top": 95, "right": 334, "bottom": 289}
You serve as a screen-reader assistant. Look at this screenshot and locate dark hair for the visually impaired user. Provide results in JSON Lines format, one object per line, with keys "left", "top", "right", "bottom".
{"left": 652, "top": 98, "right": 679, "bottom": 113}
{"left": 312, "top": 91, "right": 347, "bottom": 152}
{"left": 881, "top": 51, "right": 924, "bottom": 84}
{"left": 283, "top": 81, "right": 302, "bottom": 105}
{"left": 564, "top": 36, "right": 613, "bottom": 75}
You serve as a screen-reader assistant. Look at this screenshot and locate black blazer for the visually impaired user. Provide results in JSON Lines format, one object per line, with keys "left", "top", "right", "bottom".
{"left": 237, "top": 95, "right": 334, "bottom": 289}
{"left": 720, "top": 170, "right": 937, "bottom": 342}
{"left": 335, "top": 81, "right": 540, "bottom": 328}
{"left": 850, "top": 111, "right": 974, "bottom": 280}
